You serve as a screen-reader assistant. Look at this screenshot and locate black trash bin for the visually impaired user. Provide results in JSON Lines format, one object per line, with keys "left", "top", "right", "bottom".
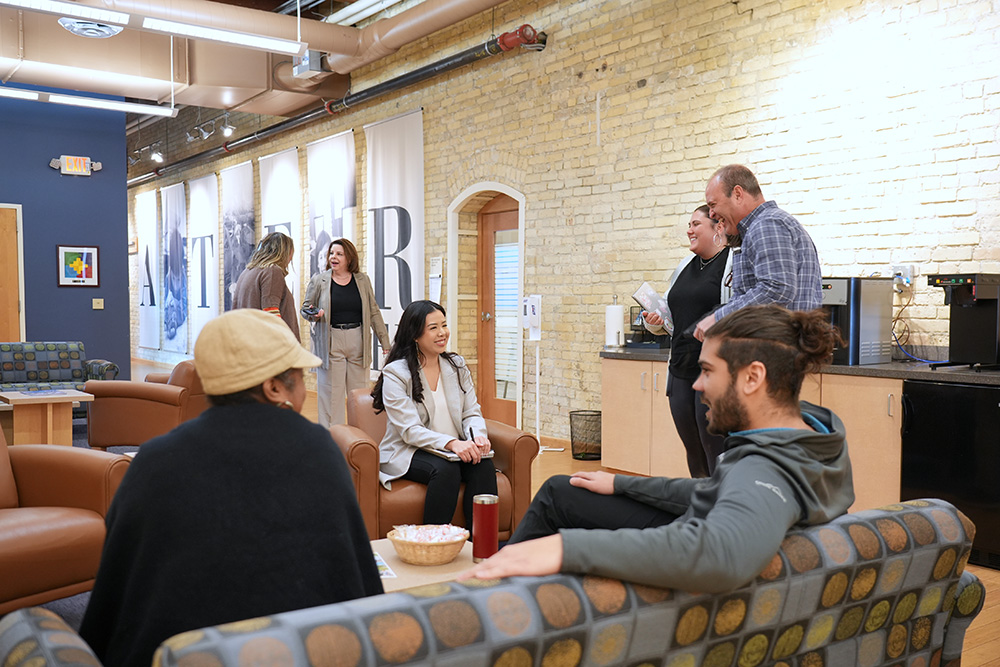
{"left": 569, "top": 410, "right": 602, "bottom": 460}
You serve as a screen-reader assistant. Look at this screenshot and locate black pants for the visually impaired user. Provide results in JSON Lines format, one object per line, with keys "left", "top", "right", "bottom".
{"left": 509, "top": 475, "right": 681, "bottom": 543}
{"left": 402, "top": 449, "right": 498, "bottom": 533}
{"left": 667, "top": 373, "right": 727, "bottom": 478}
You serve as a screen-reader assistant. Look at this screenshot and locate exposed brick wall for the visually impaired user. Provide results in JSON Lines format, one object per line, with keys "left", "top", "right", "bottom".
{"left": 127, "top": 0, "right": 1000, "bottom": 438}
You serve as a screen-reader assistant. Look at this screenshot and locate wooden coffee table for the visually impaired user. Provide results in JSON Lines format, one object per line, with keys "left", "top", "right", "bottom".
{"left": 370, "top": 538, "right": 474, "bottom": 593}
{"left": 0, "top": 389, "right": 93, "bottom": 446}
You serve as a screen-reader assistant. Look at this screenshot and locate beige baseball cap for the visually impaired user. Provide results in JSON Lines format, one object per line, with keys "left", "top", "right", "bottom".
{"left": 194, "top": 309, "right": 321, "bottom": 395}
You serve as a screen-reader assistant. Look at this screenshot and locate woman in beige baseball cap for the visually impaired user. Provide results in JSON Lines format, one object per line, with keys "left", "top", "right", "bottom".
{"left": 79, "top": 308, "right": 383, "bottom": 666}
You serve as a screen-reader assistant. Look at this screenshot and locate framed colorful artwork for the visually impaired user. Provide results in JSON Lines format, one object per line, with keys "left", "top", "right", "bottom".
{"left": 57, "top": 245, "right": 100, "bottom": 287}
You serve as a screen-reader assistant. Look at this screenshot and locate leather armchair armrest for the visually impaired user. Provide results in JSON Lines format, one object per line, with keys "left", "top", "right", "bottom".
{"left": 329, "top": 424, "right": 381, "bottom": 540}
{"left": 485, "top": 419, "right": 540, "bottom": 531}
{"left": 8, "top": 445, "right": 130, "bottom": 516}
{"left": 144, "top": 372, "right": 171, "bottom": 384}
{"left": 84, "top": 379, "right": 187, "bottom": 406}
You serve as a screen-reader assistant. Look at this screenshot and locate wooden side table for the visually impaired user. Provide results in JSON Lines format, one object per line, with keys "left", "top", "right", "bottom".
{"left": 0, "top": 390, "right": 93, "bottom": 446}
{"left": 369, "top": 538, "right": 474, "bottom": 593}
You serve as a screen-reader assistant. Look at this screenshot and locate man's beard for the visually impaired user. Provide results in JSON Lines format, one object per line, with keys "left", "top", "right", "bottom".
{"left": 704, "top": 382, "right": 750, "bottom": 435}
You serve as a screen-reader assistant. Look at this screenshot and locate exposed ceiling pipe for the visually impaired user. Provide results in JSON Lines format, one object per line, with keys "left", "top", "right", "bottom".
{"left": 127, "top": 24, "right": 545, "bottom": 188}
{"left": 325, "top": 24, "right": 540, "bottom": 113}
{"left": 324, "top": 0, "right": 514, "bottom": 74}
{"left": 66, "top": 0, "right": 360, "bottom": 54}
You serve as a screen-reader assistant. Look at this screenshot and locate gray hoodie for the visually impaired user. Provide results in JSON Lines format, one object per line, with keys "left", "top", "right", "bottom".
{"left": 560, "top": 401, "right": 854, "bottom": 592}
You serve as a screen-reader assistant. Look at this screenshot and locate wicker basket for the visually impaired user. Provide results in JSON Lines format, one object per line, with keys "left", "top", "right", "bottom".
{"left": 386, "top": 528, "right": 469, "bottom": 566}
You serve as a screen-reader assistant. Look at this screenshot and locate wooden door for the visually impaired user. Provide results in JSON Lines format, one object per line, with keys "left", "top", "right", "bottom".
{"left": 0, "top": 207, "right": 21, "bottom": 340}
{"left": 477, "top": 195, "right": 518, "bottom": 425}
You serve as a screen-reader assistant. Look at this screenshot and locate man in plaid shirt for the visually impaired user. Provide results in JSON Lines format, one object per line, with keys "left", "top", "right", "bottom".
{"left": 695, "top": 165, "right": 822, "bottom": 340}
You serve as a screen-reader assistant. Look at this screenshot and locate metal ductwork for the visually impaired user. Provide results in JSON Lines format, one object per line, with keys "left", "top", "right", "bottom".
{"left": 0, "top": 0, "right": 520, "bottom": 116}
{"left": 127, "top": 24, "right": 545, "bottom": 187}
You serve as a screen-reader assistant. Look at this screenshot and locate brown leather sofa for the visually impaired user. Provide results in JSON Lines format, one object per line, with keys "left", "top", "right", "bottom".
{"left": 0, "top": 431, "right": 130, "bottom": 615}
{"left": 329, "top": 389, "right": 539, "bottom": 541}
{"left": 85, "top": 360, "right": 209, "bottom": 449}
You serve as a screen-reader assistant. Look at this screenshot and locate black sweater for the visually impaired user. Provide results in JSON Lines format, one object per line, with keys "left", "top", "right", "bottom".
{"left": 80, "top": 404, "right": 383, "bottom": 666}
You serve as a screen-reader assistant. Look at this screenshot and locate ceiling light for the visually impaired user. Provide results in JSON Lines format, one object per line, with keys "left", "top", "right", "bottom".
{"left": 0, "top": 0, "right": 128, "bottom": 25}
{"left": 141, "top": 16, "right": 307, "bottom": 56}
{"left": 57, "top": 18, "right": 124, "bottom": 39}
{"left": 46, "top": 92, "right": 177, "bottom": 117}
{"left": 0, "top": 87, "right": 40, "bottom": 101}
{"left": 221, "top": 114, "right": 235, "bottom": 137}
{"left": 150, "top": 144, "right": 164, "bottom": 163}
{"left": 186, "top": 129, "right": 198, "bottom": 143}
{"left": 198, "top": 121, "right": 215, "bottom": 140}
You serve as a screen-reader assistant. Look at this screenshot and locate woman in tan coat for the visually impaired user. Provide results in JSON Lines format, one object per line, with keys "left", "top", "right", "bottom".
{"left": 302, "top": 238, "right": 390, "bottom": 426}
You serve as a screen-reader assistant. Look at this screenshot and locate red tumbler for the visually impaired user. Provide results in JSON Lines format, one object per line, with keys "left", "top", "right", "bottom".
{"left": 472, "top": 494, "right": 499, "bottom": 562}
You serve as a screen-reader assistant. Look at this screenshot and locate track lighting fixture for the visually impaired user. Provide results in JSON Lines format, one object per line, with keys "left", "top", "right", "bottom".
{"left": 198, "top": 120, "right": 215, "bottom": 140}
{"left": 149, "top": 144, "right": 164, "bottom": 163}
{"left": 186, "top": 129, "right": 198, "bottom": 143}
{"left": 221, "top": 113, "right": 236, "bottom": 138}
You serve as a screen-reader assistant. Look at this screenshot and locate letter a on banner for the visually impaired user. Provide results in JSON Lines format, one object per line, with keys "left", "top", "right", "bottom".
{"left": 365, "top": 109, "right": 425, "bottom": 363}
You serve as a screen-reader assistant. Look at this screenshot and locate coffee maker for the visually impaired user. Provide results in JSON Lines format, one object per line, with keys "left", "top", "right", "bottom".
{"left": 821, "top": 277, "right": 894, "bottom": 365}
{"left": 927, "top": 274, "right": 1000, "bottom": 366}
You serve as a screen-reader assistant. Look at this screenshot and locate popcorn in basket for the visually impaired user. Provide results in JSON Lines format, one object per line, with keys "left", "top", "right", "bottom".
{"left": 387, "top": 524, "right": 470, "bottom": 565}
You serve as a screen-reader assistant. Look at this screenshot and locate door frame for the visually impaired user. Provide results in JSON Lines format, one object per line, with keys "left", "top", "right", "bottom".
{"left": 0, "top": 204, "right": 26, "bottom": 340}
{"left": 447, "top": 182, "right": 525, "bottom": 428}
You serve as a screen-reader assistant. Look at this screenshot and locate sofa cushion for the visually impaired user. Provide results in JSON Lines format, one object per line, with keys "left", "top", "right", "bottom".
{"left": 0, "top": 507, "right": 106, "bottom": 603}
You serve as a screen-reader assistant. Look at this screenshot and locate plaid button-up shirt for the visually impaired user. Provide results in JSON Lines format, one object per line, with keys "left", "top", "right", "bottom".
{"left": 714, "top": 200, "right": 822, "bottom": 320}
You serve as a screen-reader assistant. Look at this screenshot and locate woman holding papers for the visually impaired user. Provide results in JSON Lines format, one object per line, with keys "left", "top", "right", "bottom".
{"left": 372, "top": 300, "right": 497, "bottom": 533}
{"left": 643, "top": 205, "right": 733, "bottom": 477}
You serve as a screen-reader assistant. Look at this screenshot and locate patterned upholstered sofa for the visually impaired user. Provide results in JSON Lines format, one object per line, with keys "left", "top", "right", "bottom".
{"left": 0, "top": 499, "right": 986, "bottom": 666}
{"left": 0, "top": 342, "right": 119, "bottom": 393}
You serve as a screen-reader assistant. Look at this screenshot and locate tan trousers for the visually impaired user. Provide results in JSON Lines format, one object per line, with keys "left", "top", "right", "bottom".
{"left": 317, "top": 326, "right": 365, "bottom": 427}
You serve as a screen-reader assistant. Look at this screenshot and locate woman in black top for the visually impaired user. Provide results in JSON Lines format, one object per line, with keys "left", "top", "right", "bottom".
{"left": 302, "top": 238, "right": 390, "bottom": 426}
{"left": 643, "top": 205, "right": 732, "bottom": 477}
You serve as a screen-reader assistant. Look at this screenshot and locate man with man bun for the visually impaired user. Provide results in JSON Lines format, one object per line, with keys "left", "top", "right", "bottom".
{"left": 462, "top": 305, "right": 853, "bottom": 593}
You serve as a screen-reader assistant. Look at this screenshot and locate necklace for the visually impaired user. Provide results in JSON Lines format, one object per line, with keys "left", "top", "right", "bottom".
{"left": 699, "top": 250, "right": 724, "bottom": 270}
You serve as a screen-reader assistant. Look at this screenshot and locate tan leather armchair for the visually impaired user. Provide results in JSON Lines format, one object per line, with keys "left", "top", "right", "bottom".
{"left": 85, "top": 360, "right": 209, "bottom": 450}
{"left": 0, "top": 430, "right": 130, "bottom": 615}
{"left": 329, "top": 389, "right": 539, "bottom": 541}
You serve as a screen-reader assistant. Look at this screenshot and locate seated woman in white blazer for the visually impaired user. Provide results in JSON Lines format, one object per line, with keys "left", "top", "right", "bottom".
{"left": 371, "top": 300, "right": 497, "bottom": 533}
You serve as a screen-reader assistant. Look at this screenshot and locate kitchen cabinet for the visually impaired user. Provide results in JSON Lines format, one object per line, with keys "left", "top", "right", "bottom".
{"left": 600, "top": 357, "right": 902, "bottom": 508}
{"left": 600, "top": 358, "right": 689, "bottom": 478}
{"left": 818, "top": 375, "right": 902, "bottom": 512}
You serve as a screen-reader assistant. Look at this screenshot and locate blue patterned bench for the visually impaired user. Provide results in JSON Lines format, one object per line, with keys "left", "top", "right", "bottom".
{"left": 0, "top": 499, "right": 986, "bottom": 666}
{"left": 0, "top": 342, "right": 119, "bottom": 392}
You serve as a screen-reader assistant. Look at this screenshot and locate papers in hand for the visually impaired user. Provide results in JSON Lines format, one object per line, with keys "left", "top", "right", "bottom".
{"left": 427, "top": 448, "right": 495, "bottom": 462}
{"left": 632, "top": 282, "right": 672, "bottom": 331}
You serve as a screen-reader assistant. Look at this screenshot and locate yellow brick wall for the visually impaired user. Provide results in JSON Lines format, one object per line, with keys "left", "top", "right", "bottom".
{"left": 127, "top": 0, "right": 1000, "bottom": 438}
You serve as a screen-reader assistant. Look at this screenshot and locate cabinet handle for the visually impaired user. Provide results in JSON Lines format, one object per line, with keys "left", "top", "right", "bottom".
{"left": 640, "top": 371, "right": 647, "bottom": 390}
{"left": 654, "top": 372, "right": 660, "bottom": 392}
{"left": 887, "top": 393, "right": 893, "bottom": 417}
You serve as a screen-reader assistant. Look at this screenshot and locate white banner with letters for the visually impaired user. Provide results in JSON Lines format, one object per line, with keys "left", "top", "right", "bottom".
{"left": 220, "top": 161, "right": 255, "bottom": 312}
{"left": 161, "top": 183, "right": 188, "bottom": 353}
{"left": 136, "top": 189, "right": 159, "bottom": 350}
{"left": 187, "top": 173, "right": 219, "bottom": 350}
{"left": 365, "top": 109, "right": 424, "bottom": 353}
{"left": 306, "top": 130, "right": 356, "bottom": 279}
{"left": 259, "top": 148, "right": 302, "bottom": 309}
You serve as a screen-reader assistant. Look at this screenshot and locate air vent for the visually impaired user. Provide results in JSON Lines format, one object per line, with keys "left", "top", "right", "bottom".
{"left": 57, "top": 18, "right": 124, "bottom": 39}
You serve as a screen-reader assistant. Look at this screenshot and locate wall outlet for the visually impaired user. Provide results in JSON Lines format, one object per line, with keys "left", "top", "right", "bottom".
{"left": 891, "top": 264, "right": 914, "bottom": 286}
{"left": 92, "top": 298, "right": 104, "bottom": 310}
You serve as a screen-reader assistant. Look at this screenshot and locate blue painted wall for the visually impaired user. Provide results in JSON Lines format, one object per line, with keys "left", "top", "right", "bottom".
{"left": 0, "top": 87, "right": 131, "bottom": 378}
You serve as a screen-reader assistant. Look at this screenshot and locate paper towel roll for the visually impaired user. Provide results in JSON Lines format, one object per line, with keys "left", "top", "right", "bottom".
{"left": 605, "top": 304, "right": 624, "bottom": 347}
